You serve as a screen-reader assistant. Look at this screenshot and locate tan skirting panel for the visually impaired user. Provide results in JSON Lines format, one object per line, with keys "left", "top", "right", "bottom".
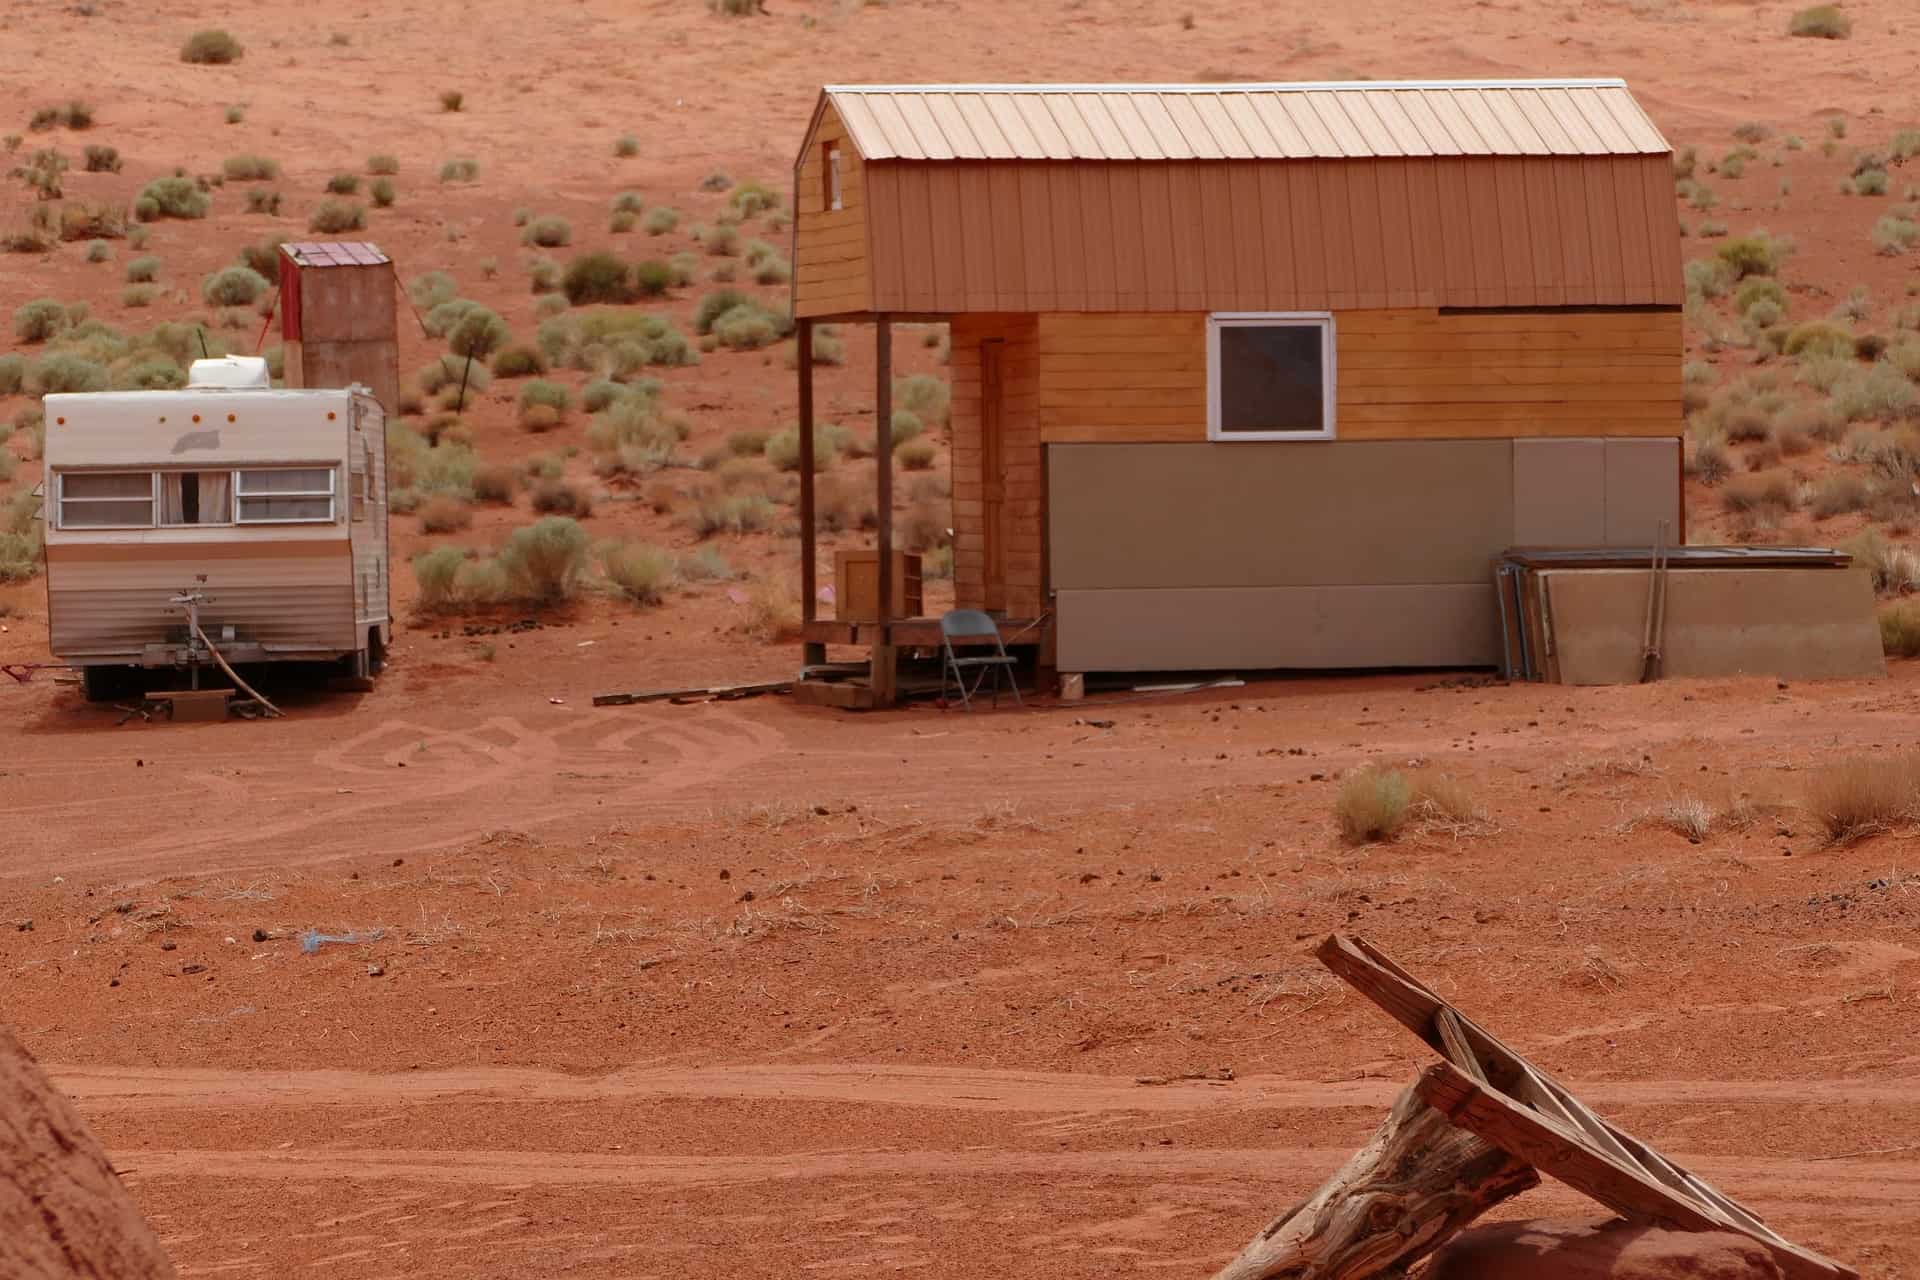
{"left": 1049, "top": 439, "right": 1516, "bottom": 589}
{"left": 1542, "top": 568, "right": 1884, "bottom": 684}
{"left": 1055, "top": 585, "right": 1500, "bottom": 671}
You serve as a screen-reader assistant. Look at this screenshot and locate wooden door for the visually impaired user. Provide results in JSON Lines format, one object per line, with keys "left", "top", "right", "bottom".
{"left": 980, "top": 339, "right": 1006, "bottom": 613}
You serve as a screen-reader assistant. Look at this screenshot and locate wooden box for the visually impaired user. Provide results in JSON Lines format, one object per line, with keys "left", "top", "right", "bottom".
{"left": 835, "top": 550, "right": 922, "bottom": 622}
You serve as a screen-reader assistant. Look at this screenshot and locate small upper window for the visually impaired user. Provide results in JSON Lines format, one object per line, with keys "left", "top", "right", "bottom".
{"left": 823, "top": 141, "right": 843, "bottom": 212}
{"left": 1207, "top": 314, "right": 1336, "bottom": 441}
{"left": 236, "top": 467, "right": 336, "bottom": 523}
{"left": 58, "top": 472, "right": 154, "bottom": 528}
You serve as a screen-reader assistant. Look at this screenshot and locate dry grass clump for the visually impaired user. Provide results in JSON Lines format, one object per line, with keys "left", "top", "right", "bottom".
{"left": 1787, "top": 4, "right": 1850, "bottom": 38}
{"left": 1873, "top": 214, "right": 1920, "bottom": 256}
{"left": 1686, "top": 432, "right": 1731, "bottom": 484}
{"left": 182, "top": 29, "right": 244, "bottom": 63}
{"left": 499, "top": 516, "right": 588, "bottom": 602}
{"left": 418, "top": 494, "right": 473, "bottom": 533}
{"left": 308, "top": 200, "right": 366, "bottom": 233}
{"left": 597, "top": 539, "right": 674, "bottom": 605}
{"left": 1809, "top": 471, "right": 1869, "bottom": 518}
{"left": 739, "top": 576, "right": 801, "bottom": 642}
{"left": 896, "top": 439, "right": 937, "bottom": 470}
{"left": 1721, "top": 470, "right": 1797, "bottom": 514}
{"left": 1802, "top": 753, "right": 1920, "bottom": 843}
{"left": 1784, "top": 320, "right": 1852, "bottom": 359}
{"left": 530, "top": 478, "right": 592, "bottom": 517}
{"left": 1334, "top": 766, "right": 1486, "bottom": 844}
{"left": 472, "top": 463, "right": 517, "bottom": 505}
{"left": 135, "top": 176, "right": 209, "bottom": 221}
{"left": 764, "top": 425, "right": 837, "bottom": 473}
{"left": 439, "top": 156, "right": 479, "bottom": 183}
{"left": 1880, "top": 600, "right": 1920, "bottom": 656}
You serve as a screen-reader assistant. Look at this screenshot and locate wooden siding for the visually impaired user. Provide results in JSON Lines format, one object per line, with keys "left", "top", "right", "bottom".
{"left": 949, "top": 315, "right": 1042, "bottom": 616}
{"left": 858, "top": 154, "right": 1680, "bottom": 314}
{"left": 794, "top": 102, "right": 873, "bottom": 317}
{"left": 1036, "top": 307, "right": 1682, "bottom": 443}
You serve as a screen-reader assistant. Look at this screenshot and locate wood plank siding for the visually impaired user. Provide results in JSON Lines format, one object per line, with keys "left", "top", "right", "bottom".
{"left": 1036, "top": 308, "right": 1683, "bottom": 443}
{"left": 853, "top": 155, "right": 1679, "bottom": 315}
{"left": 794, "top": 103, "right": 873, "bottom": 317}
{"left": 949, "top": 315, "right": 1042, "bottom": 616}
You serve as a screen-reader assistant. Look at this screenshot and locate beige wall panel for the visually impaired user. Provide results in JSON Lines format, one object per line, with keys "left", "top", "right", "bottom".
{"left": 1513, "top": 438, "right": 1605, "bottom": 546}
{"left": 1048, "top": 440, "right": 1515, "bottom": 590}
{"left": 299, "top": 265, "right": 397, "bottom": 343}
{"left": 861, "top": 154, "right": 1683, "bottom": 313}
{"left": 300, "top": 339, "right": 399, "bottom": 417}
{"left": 1604, "top": 437, "right": 1681, "bottom": 547}
{"left": 1055, "top": 584, "right": 1501, "bottom": 671}
{"left": 1543, "top": 568, "right": 1884, "bottom": 685}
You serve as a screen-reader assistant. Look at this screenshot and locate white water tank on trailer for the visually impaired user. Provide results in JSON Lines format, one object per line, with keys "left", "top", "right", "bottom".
{"left": 186, "top": 356, "right": 271, "bottom": 389}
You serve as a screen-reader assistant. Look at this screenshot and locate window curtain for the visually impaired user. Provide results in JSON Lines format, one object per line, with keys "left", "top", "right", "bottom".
{"left": 198, "top": 472, "right": 231, "bottom": 522}
{"left": 158, "top": 474, "right": 186, "bottom": 524}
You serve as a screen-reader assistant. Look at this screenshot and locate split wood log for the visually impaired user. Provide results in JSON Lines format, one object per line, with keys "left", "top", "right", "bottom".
{"left": 1213, "top": 1066, "right": 1538, "bottom": 1280}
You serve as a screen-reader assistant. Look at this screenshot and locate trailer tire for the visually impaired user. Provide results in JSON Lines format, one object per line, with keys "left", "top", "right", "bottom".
{"left": 81, "top": 666, "right": 139, "bottom": 704}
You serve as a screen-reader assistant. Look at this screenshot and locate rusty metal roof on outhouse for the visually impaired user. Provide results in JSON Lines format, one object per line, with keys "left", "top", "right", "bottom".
{"left": 818, "top": 79, "right": 1669, "bottom": 162}
{"left": 280, "top": 241, "right": 390, "bottom": 268}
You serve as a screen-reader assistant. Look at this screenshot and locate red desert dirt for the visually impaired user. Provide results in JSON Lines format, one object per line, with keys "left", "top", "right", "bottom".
{"left": 0, "top": 1, "right": 1918, "bottom": 1277}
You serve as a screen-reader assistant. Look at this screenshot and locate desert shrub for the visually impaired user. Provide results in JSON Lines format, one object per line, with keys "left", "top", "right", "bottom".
{"left": 562, "top": 251, "right": 631, "bottom": 304}
{"left": 1784, "top": 321, "right": 1852, "bottom": 359}
{"left": 764, "top": 425, "right": 836, "bottom": 472}
{"left": 894, "top": 373, "right": 950, "bottom": 426}
{"left": 516, "top": 379, "right": 568, "bottom": 417}
{"left": 492, "top": 344, "right": 545, "bottom": 378}
{"left": 369, "top": 177, "right": 395, "bottom": 208}
{"left": 1716, "top": 231, "right": 1788, "bottom": 279}
{"left": 438, "top": 156, "right": 478, "bottom": 183}
{"left": 1810, "top": 471, "right": 1870, "bottom": 518}
{"left": 1683, "top": 257, "right": 1731, "bottom": 300}
{"left": 728, "top": 429, "right": 769, "bottom": 457}
{"left": 468, "top": 464, "right": 516, "bottom": 505}
{"left": 898, "top": 501, "right": 949, "bottom": 552}
{"left": 729, "top": 180, "right": 779, "bottom": 217}
{"left": 632, "top": 258, "right": 673, "bottom": 298}
{"left": 608, "top": 192, "right": 646, "bottom": 217}
{"left": 528, "top": 479, "right": 592, "bottom": 518}
{"left": 748, "top": 247, "right": 791, "bottom": 285}
{"left": 1336, "top": 766, "right": 1411, "bottom": 843}
{"left": 598, "top": 540, "right": 674, "bottom": 604}
{"left": 642, "top": 205, "right": 679, "bottom": 236}
{"left": 232, "top": 239, "right": 280, "bottom": 284}
{"left": 809, "top": 328, "right": 847, "bottom": 366}
{"left": 1731, "top": 121, "right": 1772, "bottom": 145}
{"left": 415, "top": 353, "right": 492, "bottom": 404}
{"left": 581, "top": 379, "right": 625, "bottom": 413}
{"left": 223, "top": 104, "right": 244, "bottom": 125}
{"left": 422, "top": 298, "right": 477, "bottom": 339}
{"left": 1874, "top": 214, "right": 1920, "bottom": 255}
{"left": 308, "top": 199, "right": 364, "bottom": 233}
{"left": 244, "top": 187, "right": 281, "bottom": 214}
{"left": 1803, "top": 754, "right": 1920, "bottom": 844}
{"left": 712, "top": 304, "right": 777, "bottom": 350}
{"left": 1734, "top": 277, "right": 1786, "bottom": 316}
{"left": 1881, "top": 601, "right": 1920, "bottom": 657}
{"left": 609, "top": 209, "right": 636, "bottom": 234}
{"left": 523, "top": 215, "right": 572, "bottom": 248}
{"left": 136, "top": 176, "right": 209, "bottom": 220}
{"left": 1722, "top": 469, "right": 1798, "bottom": 513}
{"left": 700, "top": 223, "right": 740, "bottom": 257}
{"left": 181, "top": 28, "right": 244, "bottom": 63}
{"left": 896, "top": 438, "right": 937, "bottom": 470}
{"left": 201, "top": 265, "right": 268, "bottom": 306}
{"left": 440, "top": 90, "right": 464, "bottom": 112}
{"left": 444, "top": 310, "right": 505, "bottom": 367}
{"left": 411, "top": 546, "right": 468, "bottom": 610}
{"left": 114, "top": 356, "right": 185, "bottom": 390}
{"left": 0, "top": 355, "right": 25, "bottom": 394}
{"left": 1788, "top": 4, "right": 1851, "bottom": 37}
{"left": 12, "top": 298, "right": 67, "bottom": 343}
{"left": 690, "top": 491, "right": 776, "bottom": 538}
{"left": 614, "top": 133, "right": 640, "bottom": 158}
{"left": 223, "top": 154, "right": 278, "bottom": 182}
{"left": 82, "top": 144, "right": 120, "bottom": 173}
{"left": 679, "top": 546, "right": 735, "bottom": 582}
{"left": 418, "top": 494, "right": 473, "bottom": 533}
{"left": 527, "top": 255, "right": 562, "bottom": 294}
{"left": 366, "top": 153, "right": 399, "bottom": 175}
{"left": 1721, "top": 401, "right": 1775, "bottom": 443}
{"left": 32, "top": 353, "right": 107, "bottom": 394}
{"left": 408, "top": 271, "right": 458, "bottom": 309}
{"left": 1832, "top": 362, "right": 1916, "bottom": 422}
{"left": 1672, "top": 146, "right": 1697, "bottom": 181}
{"left": 1855, "top": 332, "right": 1888, "bottom": 360}
{"left": 1855, "top": 168, "right": 1890, "bottom": 196}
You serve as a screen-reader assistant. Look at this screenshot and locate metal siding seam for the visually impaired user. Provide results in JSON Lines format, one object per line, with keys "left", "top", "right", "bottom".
{"left": 924, "top": 92, "right": 982, "bottom": 158}
{"left": 1049, "top": 165, "right": 1088, "bottom": 309}
{"left": 1402, "top": 158, "right": 1446, "bottom": 307}
{"left": 1079, "top": 165, "right": 1119, "bottom": 309}
{"left": 1107, "top": 165, "right": 1149, "bottom": 309}
{"left": 1041, "top": 93, "right": 1105, "bottom": 159}
{"left": 863, "top": 93, "right": 921, "bottom": 160}
{"left": 1335, "top": 91, "right": 1404, "bottom": 157}
{"left": 868, "top": 165, "right": 907, "bottom": 309}
{"left": 1137, "top": 163, "right": 1180, "bottom": 309}
{"left": 1167, "top": 168, "right": 1208, "bottom": 308}
{"left": 1370, "top": 92, "right": 1434, "bottom": 156}
{"left": 1610, "top": 154, "right": 1655, "bottom": 302}
{"left": 1540, "top": 86, "right": 1606, "bottom": 153}
{"left": 1565, "top": 87, "right": 1633, "bottom": 154}
{"left": 1555, "top": 157, "right": 1597, "bottom": 302}
{"left": 1161, "top": 94, "right": 1225, "bottom": 159}
{"left": 1219, "top": 92, "right": 1282, "bottom": 158}
{"left": 926, "top": 166, "right": 970, "bottom": 310}
{"left": 1320, "top": 162, "right": 1359, "bottom": 308}
{"left": 1074, "top": 93, "right": 1134, "bottom": 160}
{"left": 894, "top": 94, "right": 957, "bottom": 160}
{"left": 1227, "top": 163, "right": 1267, "bottom": 309}
{"left": 1513, "top": 87, "right": 1577, "bottom": 154}
{"left": 1585, "top": 158, "right": 1629, "bottom": 303}
{"left": 954, "top": 93, "right": 1016, "bottom": 159}
{"left": 1303, "top": 91, "right": 1367, "bottom": 156}
{"left": 958, "top": 162, "right": 998, "bottom": 310}
{"left": 1420, "top": 88, "right": 1490, "bottom": 156}
{"left": 1434, "top": 160, "right": 1477, "bottom": 306}
{"left": 1636, "top": 154, "right": 1685, "bottom": 305}
{"left": 1277, "top": 94, "right": 1341, "bottom": 156}
{"left": 1247, "top": 94, "right": 1314, "bottom": 157}
{"left": 988, "top": 163, "right": 1028, "bottom": 309}
{"left": 1288, "top": 164, "right": 1328, "bottom": 307}
{"left": 1453, "top": 89, "right": 1523, "bottom": 155}
{"left": 1256, "top": 164, "right": 1298, "bottom": 307}
{"left": 1347, "top": 160, "right": 1391, "bottom": 308}
{"left": 1191, "top": 93, "right": 1256, "bottom": 158}
{"left": 1521, "top": 158, "right": 1563, "bottom": 306}
{"left": 1133, "top": 93, "right": 1196, "bottom": 158}
{"left": 983, "top": 93, "right": 1040, "bottom": 157}
{"left": 1375, "top": 160, "right": 1419, "bottom": 307}
{"left": 1102, "top": 92, "right": 1167, "bottom": 160}
{"left": 1010, "top": 94, "right": 1074, "bottom": 159}
{"left": 1018, "top": 165, "right": 1057, "bottom": 308}
{"left": 1492, "top": 160, "right": 1536, "bottom": 306}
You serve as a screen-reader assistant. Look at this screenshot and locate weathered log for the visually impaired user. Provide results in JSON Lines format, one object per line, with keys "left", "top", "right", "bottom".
{"left": 0, "top": 1024, "right": 176, "bottom": 1279}
{"left": 1213, "top": 1067, "right": 1539, "bottom": 1280}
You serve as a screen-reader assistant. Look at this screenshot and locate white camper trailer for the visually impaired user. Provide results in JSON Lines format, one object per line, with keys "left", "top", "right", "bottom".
{"left": 42, "top": 357, "right": 390, "bottom": 701}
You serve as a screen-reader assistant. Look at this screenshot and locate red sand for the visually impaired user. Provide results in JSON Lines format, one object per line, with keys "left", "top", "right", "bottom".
{"left": 0, "top": 2, "right": 1917, "bottom": 1275}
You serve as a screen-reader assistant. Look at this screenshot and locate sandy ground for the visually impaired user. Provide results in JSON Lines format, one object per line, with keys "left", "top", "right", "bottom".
{"left": 1, "top": 0, "right": 1919, "bottom": 1275}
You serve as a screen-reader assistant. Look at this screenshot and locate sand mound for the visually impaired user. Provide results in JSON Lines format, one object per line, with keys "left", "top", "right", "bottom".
{"left": 1425, "top": 1217, "right": 1781, "bottom": 1280}
{"left": 0, "top": 1024, "right": 175, "bottom": 1279}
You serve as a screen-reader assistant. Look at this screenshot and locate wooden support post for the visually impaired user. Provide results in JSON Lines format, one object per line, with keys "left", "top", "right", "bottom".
{"left": 870, "top": 313, "right": 898, "bottom": 705}
{"left": 796, "top": 317, "right": 824, "bottom": 667}
{"left": 1213, "top": 1068, "right": 1538, "bottom": 1280}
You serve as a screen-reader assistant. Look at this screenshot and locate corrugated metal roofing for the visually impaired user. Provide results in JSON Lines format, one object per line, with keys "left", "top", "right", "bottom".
{"left": 820, "top": 80, "right": 1669, "bottom": 162}
{"left": 280, "top": 241, "right": 389, "bottom": 268}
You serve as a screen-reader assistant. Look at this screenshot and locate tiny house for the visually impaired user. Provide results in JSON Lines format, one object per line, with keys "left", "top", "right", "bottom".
{"left": 788, "top": 79, "right": 1686, "bottom": 702}
{"left": 43, "top": 356, "right": 390, "bottom": 700}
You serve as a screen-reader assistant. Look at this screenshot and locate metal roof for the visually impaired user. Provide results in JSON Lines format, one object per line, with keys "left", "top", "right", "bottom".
{"left": 280, "top": 240, "right": 390, "bottom": 268}
{"left": 819, "top": 80, "right": 1669, "bottom": 162}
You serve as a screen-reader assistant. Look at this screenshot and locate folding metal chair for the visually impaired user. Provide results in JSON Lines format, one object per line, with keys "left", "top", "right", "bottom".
{"left": 939, "top": 609, "right": 1022, "bottom": 710}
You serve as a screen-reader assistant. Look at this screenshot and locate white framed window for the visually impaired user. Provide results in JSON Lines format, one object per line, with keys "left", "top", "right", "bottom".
{"left": 236, "top": 467, "right": 337, "bottom": 523}
{"left": 57, "top": 471, "right": 156, "bottom": 528}
{"left": 824, "top": 141, "right": 843, "bottom": 212}
{"left": 1206, "top": 312, "right": 1337, "bottom": 441}
{"left": 159, "top": 471, "right": 234, "bottom": 526}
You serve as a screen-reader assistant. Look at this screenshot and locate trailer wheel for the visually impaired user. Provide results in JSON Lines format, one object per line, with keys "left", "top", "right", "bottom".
{"left": 81, "top": 666, "right": 139, "bottom": 704}
{"left": 365, "top": 629, "right": 386, "bottom": 676}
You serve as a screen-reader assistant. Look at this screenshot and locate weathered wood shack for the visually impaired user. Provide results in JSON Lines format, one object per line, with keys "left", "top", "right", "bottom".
{"left": 790, "top": 80, "right": 1684, "bottom": 702}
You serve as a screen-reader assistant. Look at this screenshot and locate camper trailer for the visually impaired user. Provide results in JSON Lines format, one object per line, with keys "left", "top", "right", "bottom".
{"left": 42, "top": 356, "right": 390, "bottom": 701}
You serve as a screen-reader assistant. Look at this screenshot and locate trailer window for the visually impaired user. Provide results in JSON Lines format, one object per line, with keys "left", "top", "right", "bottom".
{"left": 58, "top": 472, "right": 155, "bottom": 528}
{"left": 236, "top": 467, "right": 336, "bottom": 522}
{"left": 1206, "top": 313, "right": 1336, "bottom": 441}
{"left": 160, "top": 472, "right": 233, "bottom": 525}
